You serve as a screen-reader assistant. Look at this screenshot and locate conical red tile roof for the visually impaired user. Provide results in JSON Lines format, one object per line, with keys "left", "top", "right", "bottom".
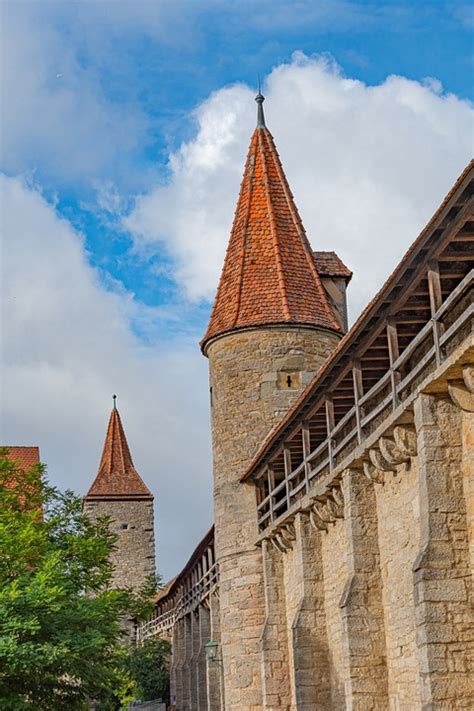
{"left": 201, "top": 98, "right": 340, "bottom": 352}
{"left": 85, "top": 404, "right": 152, "bottom": 500}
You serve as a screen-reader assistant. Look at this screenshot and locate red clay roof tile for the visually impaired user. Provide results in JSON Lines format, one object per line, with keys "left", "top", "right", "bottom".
{"left": 313, "top": 251, "right": 352, "bottom": 280}
{"left": 4, "top": 446, "right": 40, "bottom": 471}
{"left": 201, "top": 121, "right": 340, "bottom": 351}
{"left": 85, "top": 406, "right": 152, "bottom": 500}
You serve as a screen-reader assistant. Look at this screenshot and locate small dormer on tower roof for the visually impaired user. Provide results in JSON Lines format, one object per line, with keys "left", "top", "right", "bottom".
{"left": 85, "top": 398, "right": 152, "bottom": 500}
{"left": 201, "top": 91, "right": 341, "bottom": 353}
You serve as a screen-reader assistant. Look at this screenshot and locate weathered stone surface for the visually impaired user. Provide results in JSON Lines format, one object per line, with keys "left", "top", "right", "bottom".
{"left": 375, "top": 455, "right": 423, "bottom": 709}
{"left": 413, "top": 394, "right": 473, "bottom": 709}
{"left": 83, "top": 498, "right": 155, "bottom": 591}
{"left": 340, "top": 469, "right": 389, "bottom": 709}
{"left": 208, "top": 326, "right": 340, "bottom": 710}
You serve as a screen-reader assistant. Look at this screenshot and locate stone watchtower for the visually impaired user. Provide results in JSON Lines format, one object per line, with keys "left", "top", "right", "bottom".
{"left": 201, "top": 94, "right": 348, "bottom": 709}
{"left": 83, "top": 399, "right": 155, "bottom": 592}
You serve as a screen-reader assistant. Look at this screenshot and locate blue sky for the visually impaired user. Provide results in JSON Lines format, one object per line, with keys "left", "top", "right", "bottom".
{"left": 4, "top": 0, "right": 473, "bottom": 319}
{"left": 2, "top": 0, "right": 473, "bottom": 577}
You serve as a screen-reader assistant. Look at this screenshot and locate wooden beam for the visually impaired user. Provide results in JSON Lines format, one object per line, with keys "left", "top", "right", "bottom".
{"left": 451, "top": 233, "right": 474, "bottom": 242}
{"left": 362, "top": 354, "right": 390, "bottom": 362}
{"left": 283, "top": 448, "right": 292, "bottom": 507}
{"left": 325, "top": 398, "right": 335, "bottom": 473}
{"left": 387, "top": 318, "right": 401, "bottom": 411}
{"left": 352, "top": 359, "right": 364, "bottom": 444}
{"left": 439, "top": 270, "right": 469, "bottom": 279}
{"left": 428, "top": 260, "right": 443, "bottom": 314}
{"left": 302, "top": 422, "right": 311, "bottom": 489}
{"left": 427, "top": 260, "right": 445, "bottom": 365}
{"left": 398, "top": 304, "right": 431, "bottom": 312}
{"left": 268, "top": 466, "right": 275, "bottom": 521}
{"left": 395, "top": 316, "right": 431, "bottom": 324}
{"left": 332, "top": 392, "right": 356, "bottom": 400}
{"left": 438, "top": 252, "right": 474, "bottom": 261}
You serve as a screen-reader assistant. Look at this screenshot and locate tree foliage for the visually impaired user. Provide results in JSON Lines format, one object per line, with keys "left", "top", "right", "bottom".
{"left": 127, "top": 637, "right": 171, "bottom": 704}
{"left": 0, "top": 449, "right": 157, "bottom": 710}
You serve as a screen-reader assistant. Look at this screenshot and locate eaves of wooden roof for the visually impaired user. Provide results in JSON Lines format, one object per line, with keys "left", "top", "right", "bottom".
{"left": 241, "top": 158, "right": 474, "bottom": 482}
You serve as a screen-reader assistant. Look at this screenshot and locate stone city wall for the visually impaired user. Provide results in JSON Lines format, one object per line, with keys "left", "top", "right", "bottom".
{"left": 145, "top": 347, "right": 473, "bottom": 711}
{"left": 252, "top": 357, "right": 473, "bottom": 710}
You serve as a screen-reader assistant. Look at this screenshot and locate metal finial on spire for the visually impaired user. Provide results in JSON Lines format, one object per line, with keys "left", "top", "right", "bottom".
{"left": 112, "top": 394, "right": 117, "bottom": 410}
{"left": 255, "top": 77, "right": 266, "bottom": 128}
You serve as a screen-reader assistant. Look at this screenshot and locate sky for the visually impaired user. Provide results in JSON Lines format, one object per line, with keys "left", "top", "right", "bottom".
{"left": 1, "top": 0, "right": 473, "bottom": 579}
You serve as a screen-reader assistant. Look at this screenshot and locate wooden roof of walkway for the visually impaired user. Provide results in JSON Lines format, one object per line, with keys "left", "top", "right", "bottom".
{"left": 242, "top": 159, "right": 474, "bottom": 485}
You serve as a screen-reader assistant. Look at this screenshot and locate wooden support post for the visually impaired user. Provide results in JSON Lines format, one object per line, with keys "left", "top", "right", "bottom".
{"left": 302, "top": 422, "right": 311, "bottom": 491}
{"left": 256, "top": 478, "right": 264, "bottom": 506}
{"left": 387, "top": 319, "right": 401, "bottom": 411}
{"left": 268, "top": 465, "right": 275, "bottom": 522}
{"left": 352, "top": 360, "right": 364, "bottom": 444}
{"left": 325, "top": 398, "right": 335, "bottom": 474}
{"left": 283, "top": 447, "right": 292, "bottom": 508}
{"left": 427, "top": 260, "right": 445, "bottom": 366}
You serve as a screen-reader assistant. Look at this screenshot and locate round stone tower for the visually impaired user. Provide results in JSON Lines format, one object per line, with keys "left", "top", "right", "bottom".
{"left": 201, "top": 93, "right": 345, "bottom": 710}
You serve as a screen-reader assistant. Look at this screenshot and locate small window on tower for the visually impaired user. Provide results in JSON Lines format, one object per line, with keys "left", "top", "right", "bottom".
{"left": 277, "top": 371, "right": 301, "bottom": 390}
{"left": 121, "top": 523, "right": 129, "bottom": 530}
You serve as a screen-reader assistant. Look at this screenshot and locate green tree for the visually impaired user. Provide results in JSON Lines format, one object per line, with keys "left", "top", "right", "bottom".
{"left": 0, "top": 449, "right": 156, "bottom": 710}
{"left": 127, "top": 637, "right": 171, "bottom": 704}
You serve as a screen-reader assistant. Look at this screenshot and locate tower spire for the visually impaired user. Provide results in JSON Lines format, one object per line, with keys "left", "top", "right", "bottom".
{"left": 201, "top": 98, "right": 340, "bottom": 352}
{"left": 85, "top": 403, "right": 152, "bottom": 499}
{"left": 255, "top": 84, "right": 266, "bottom": 128}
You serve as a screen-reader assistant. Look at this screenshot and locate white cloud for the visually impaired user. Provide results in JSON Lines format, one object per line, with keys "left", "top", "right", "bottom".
{"left": 0, "top": 1, "right": 421, "bottom": 191}
{"left": 0, "top": 5, "right": 149, "bottom": 187}
{"left": 0, "top": 174, "right": 212, "bottom": 579}
{"left": 2, "top": 50, "right": 473, "bottom": 585}
{"left": 125, "top": 53, "right": 474, "bottom": 321}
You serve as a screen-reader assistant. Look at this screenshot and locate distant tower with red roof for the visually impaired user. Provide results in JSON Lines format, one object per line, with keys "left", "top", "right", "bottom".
{"left": 201, "top": 92, "right": 350, "bottom": 708}
{"left": 83, "top": 397, "right": 155, "bottom": 592}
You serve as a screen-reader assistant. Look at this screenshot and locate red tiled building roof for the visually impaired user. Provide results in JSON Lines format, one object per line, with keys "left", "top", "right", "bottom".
{"left": 85, "top": 405, "right": 152, "bottom": 500}
{"left": 4, "top": 446, "right": 40, "bottom": 471}
{"left": 201, "top": 97, "right": 340, "bottom": 352}
{"left": 3, "top": 447, "right": 42, "bottom": 509}
{"left": 313, "top": 251, "right": 352, "bottom": 280}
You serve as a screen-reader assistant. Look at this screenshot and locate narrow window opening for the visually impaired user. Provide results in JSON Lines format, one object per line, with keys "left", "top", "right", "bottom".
{"left": 121, "top": 523, "right": 129, "bottom": 530}
{"left": 277, "top": 371, "right": 301, "bottom": 390}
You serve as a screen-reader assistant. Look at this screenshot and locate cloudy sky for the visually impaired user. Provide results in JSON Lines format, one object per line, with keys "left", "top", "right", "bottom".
{"left": 1, "top": 1, "right": 473, "bottom": 579}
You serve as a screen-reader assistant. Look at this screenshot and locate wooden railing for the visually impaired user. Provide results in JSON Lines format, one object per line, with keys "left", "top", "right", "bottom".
{"left": 137, "top": 562, "right": 218, "bottom": 641}
{"left": 256, "top": 268, "right": 473, "bottom": 532}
